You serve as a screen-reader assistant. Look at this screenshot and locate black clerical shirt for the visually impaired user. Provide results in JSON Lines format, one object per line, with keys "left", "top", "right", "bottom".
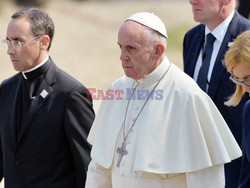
{"left": 16, "top": 60, "right": 50, "bottom": 137}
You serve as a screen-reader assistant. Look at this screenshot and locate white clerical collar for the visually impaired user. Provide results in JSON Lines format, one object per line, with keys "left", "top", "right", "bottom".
{"left": 136, "top": 57, "right": 171, "bottom": 86}
{"left": 22, "top": 56, "right": 49, "bottom": 79}
{"left": 205, "top": 9, "right": 235, "bottom": 43}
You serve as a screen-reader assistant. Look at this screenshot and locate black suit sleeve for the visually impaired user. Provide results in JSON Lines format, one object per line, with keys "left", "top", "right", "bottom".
{"left": 64, "top": 85, "right": 95, "bottom": 187}
{"left": 0, "top": 139, "right": 3, "bottom": 183}
{"left": 0, "top": 84, "right": 3, "bottom": 182}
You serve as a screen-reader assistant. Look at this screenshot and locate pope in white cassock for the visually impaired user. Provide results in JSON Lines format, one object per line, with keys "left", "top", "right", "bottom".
{"left": 85, "top": 12, "right": 241, "bottom": 188}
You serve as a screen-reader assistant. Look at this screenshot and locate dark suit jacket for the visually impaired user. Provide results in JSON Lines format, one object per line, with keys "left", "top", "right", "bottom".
{"left": 0, "top": 58, "right": 95, "bottom": 188}
{"left": 183, "top": 10, "right": 250, "bottom": 188}
{"left": 239, "top": 99, "right": 250, "bottom": 188}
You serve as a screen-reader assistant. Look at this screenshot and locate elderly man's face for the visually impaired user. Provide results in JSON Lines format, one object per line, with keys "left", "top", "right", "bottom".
{"left": 118, "top": 21, "right": 157, "bottom": 80}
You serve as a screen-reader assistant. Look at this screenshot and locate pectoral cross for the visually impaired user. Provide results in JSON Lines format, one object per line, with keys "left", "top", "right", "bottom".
{"left": 116, "top": 142, "right": 128, "bottom": 167}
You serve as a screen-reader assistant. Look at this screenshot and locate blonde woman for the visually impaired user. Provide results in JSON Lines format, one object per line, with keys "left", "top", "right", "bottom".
{"left": 225, "top": 30, "right": 250, "bottom": 188}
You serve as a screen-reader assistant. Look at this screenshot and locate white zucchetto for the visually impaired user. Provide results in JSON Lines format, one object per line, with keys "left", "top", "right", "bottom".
{"left": 125, "top": 12, "right": 168, "bottom": 38}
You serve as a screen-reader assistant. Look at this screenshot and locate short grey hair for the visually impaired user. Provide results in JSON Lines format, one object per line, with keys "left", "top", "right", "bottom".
{"left": 12, "top": 7, "right": 55, "bottom": 50}
{"left": 143, "top": 26, "right": 167, "bottom": 50}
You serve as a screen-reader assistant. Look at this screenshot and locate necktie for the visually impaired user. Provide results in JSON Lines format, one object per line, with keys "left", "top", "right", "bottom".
{"left": 197, "top": 33, "right": 216, "bottom": 92}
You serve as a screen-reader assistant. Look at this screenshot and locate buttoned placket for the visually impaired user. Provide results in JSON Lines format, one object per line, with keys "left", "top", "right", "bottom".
{"left": 113, "top": 81, "right": 154, "bottom": 177}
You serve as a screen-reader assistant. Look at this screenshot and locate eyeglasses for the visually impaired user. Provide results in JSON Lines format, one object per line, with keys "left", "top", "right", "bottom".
{"left": 230, "top": 75, "right": 250, "bottom": 87}
{"left": 1, "top": 36, "right": 41, "bottom": 50}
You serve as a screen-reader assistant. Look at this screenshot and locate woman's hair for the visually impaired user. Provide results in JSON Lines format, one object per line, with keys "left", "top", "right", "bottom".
{"left": 224, "top": 30, "right": 250, "bottom": 106}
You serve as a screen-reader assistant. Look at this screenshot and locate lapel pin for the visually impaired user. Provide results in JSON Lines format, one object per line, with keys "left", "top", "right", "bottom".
{"left": 228, "top": 42, "right": 234, "bottom": 47}
{"left": 40, "top": 89, "right": 48, "bottom": 99}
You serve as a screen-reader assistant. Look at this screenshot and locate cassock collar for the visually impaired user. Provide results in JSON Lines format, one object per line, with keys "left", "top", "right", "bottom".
{"left": 136, "top": 57, "right": 170, "bottom": 87}
{"left": 89, "top": 59, "right": 241, "bottom": 171}
{"left": 22, "top": 56, "right": 50, "bottom": 80}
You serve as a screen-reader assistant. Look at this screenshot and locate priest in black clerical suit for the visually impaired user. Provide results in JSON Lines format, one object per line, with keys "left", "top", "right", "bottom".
{"left": 0, "top": 8, "right": 95, "bottom": 188}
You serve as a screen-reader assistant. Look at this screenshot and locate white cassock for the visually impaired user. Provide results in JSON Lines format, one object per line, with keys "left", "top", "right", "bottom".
{"left": 85, "top": 57, "right": 241, "bottom": 188}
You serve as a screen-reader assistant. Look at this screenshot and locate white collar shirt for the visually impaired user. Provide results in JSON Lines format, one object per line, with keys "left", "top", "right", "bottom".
{"left": 193, "top": 10, "right": 235, "bottom": 92}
